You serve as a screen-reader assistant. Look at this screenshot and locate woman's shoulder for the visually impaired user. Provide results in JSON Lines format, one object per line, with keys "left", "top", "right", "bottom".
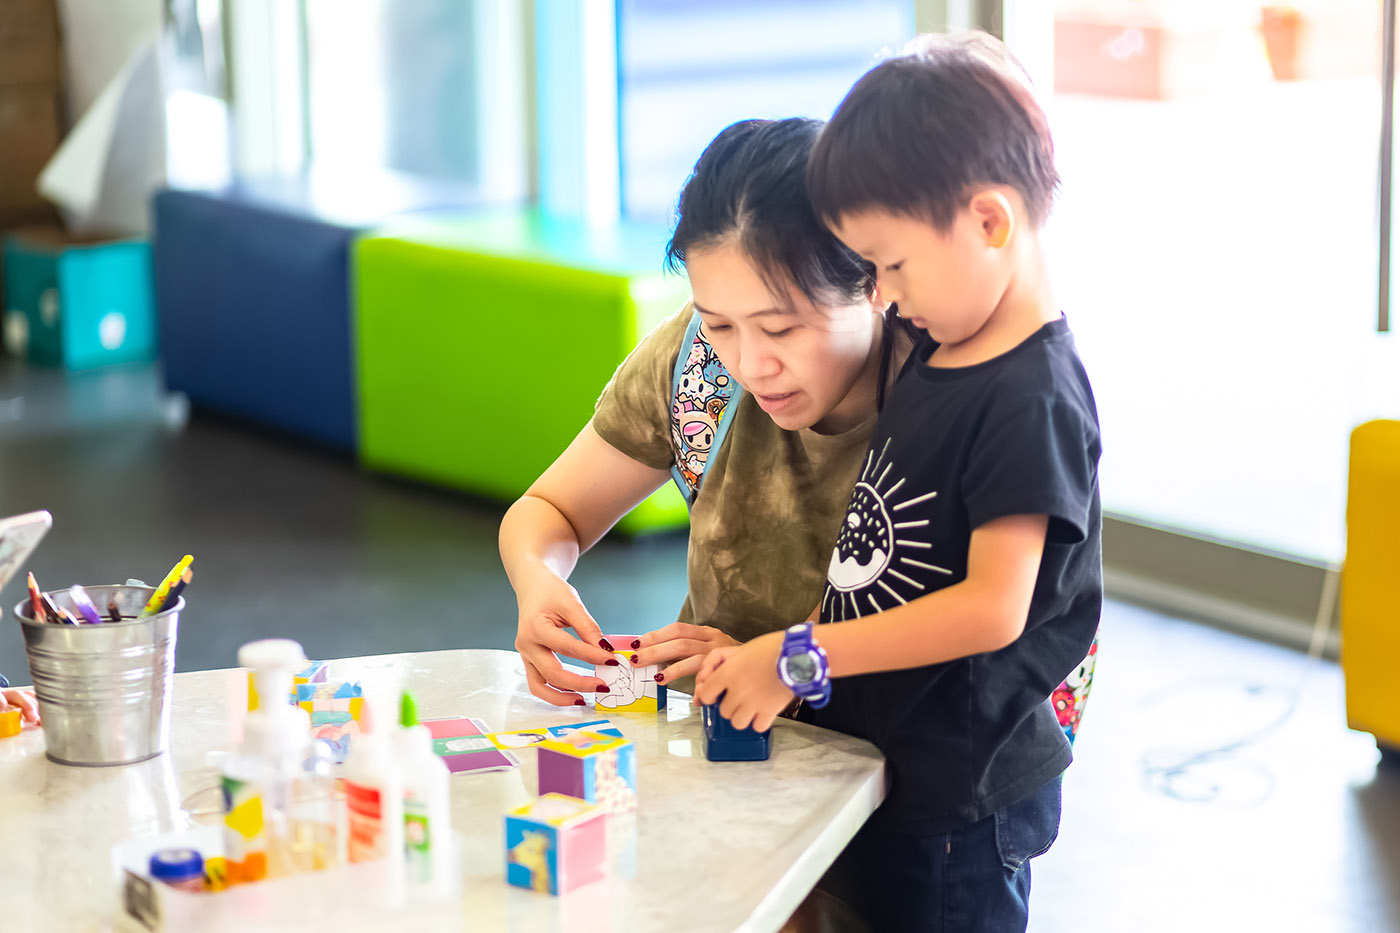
{"left": 593, "top": 300, "right": 698, "bottom": 469}
{"left": 647, "top": 300, "right": 700, "bottom": 355}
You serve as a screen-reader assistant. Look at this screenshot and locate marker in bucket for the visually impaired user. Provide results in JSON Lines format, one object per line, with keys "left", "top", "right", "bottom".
{"left": 68, "top": 585, "right": 104, "bottom": 624}
{"left": 157, "top": 569, "right": 193, "bottom": 615}
{"left": 140, "top": 556, "right": 193, "bottom": 617}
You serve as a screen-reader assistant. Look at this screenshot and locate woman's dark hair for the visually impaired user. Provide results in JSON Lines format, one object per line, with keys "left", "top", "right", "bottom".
{"left": 666, "top": 118, "right": 913, "bottom": 408}
{"left": 807, "top": 32, "right": 1059, "bottom": 230}
{"left": 665, "top": 118, "right": 873, "bottom": 310}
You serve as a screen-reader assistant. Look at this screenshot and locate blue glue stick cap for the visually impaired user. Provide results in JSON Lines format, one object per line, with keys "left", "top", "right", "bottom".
{"left": 149, "top": 847, "right": 204, "bottom": 883}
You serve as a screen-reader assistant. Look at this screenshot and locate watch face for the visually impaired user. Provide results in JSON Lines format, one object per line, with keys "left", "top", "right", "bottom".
{"left": 785, "top": 652, "right": 818, "bottom": 685}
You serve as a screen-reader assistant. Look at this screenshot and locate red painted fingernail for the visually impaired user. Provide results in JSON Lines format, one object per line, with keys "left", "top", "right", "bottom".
{"left": 574, "top": 699, "right": 586, "bottom": 706}
{"left": 629, "top": 654, "right": 639, "bottom": 665}
{"left": 654, "top": 673, "right": 665, "bottom": 683}
{"left": 605, "top": 658, "right": 620, "bottom": 666}
{"left": 631, "top": 638, "right": 641, "bottom": 650}
{"left": 596, "top": 684, "right": 610, "bottom": 693}
{"left": 599, "top": 638, "right": 615, "bottom": 652}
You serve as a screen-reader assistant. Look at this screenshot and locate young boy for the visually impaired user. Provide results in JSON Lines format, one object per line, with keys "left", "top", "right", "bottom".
{"left": 694, "top": 33, "right": 1101, "bottom": 932}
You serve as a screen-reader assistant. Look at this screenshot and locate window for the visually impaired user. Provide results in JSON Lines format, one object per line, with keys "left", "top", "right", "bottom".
{"left": 617, "top": 0, "right": 914, "bottom": 220}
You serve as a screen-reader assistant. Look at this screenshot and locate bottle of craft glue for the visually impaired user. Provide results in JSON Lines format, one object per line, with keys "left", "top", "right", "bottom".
{"left": 222, "top": 639, "right": 312, "bottom": 885}
{"left": 341, "top": 665, "right": 405, "bottom": 906}
{"left": 396, "top": 690, "right": 452, "bottom": 899}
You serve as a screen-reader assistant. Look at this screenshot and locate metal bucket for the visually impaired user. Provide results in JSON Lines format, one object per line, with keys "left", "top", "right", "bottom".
{"left": 13, "top": 585, "right": 182, "bottom": 766}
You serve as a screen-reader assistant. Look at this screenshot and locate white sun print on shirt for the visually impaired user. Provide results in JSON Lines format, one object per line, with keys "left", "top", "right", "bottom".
{"left": 823, "top": 438, "right": 953, "bottom": 621}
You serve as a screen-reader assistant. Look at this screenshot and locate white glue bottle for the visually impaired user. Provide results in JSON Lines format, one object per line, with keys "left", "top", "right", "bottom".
{"left": 222, "top": 638, "right": 312, "bottom": 884}
{"left": 341, "top": 662, "right": 405, "bottom": 906}
{"left": 396, "top": 690, "right": 453, "bottom": 900}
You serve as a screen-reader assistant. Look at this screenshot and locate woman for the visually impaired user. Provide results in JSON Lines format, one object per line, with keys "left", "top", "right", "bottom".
{"left": 499, "top": 118, "right": 913, "bottom": 704}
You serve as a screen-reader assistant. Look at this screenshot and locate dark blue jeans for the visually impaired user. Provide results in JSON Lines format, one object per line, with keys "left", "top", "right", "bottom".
{"left": 819, "top": 774, "right": 1062, "bottom": 932}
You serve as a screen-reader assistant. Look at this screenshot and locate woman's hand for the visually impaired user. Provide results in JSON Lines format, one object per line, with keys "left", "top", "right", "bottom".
{"left": 693, "top": 630, "right": 792, "bottom": 732}
{"left": 634, "top": 622, "right": 740, "bottom": 687}
{"left": 0, "top": 687, "right": 39, "bottom": 724}
{"left": 514, "top": 570, "right": 617, "bottom": 707}
{"left": 499, "top": 423, "right": 674, "bottom": 708}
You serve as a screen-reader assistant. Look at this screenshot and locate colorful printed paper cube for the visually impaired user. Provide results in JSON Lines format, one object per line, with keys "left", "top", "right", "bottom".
{"left": 595, "top": 634, "right": 666, "bottom": 712}
{"left": 247, "top": 661, "right": 364, "bottom": 762}
{"left": 504, "top": 794, "right": 608, "bottom": 895}
{"left": 247, "top": 659, "right": 329, "bottom": 710}
{"left": 537, "top": 731, "right": 637, "bottom": 813}
{"left": 294, "top": 680, "right": 365, "bottom": 762}
{"left": 701, "top": 702, "right": 771, "bottom": 762}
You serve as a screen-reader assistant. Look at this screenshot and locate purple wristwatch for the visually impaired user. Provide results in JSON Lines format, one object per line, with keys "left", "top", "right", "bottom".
{"left": 777, "top": 622, "right": 830, "bottom": 709}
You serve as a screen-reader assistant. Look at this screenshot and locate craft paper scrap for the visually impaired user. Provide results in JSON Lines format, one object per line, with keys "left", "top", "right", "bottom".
{"left": 421, "top": 717, "right": 520, "bottom": 774}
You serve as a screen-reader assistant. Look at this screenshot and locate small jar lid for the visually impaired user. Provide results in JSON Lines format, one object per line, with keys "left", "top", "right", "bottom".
{"left": 149, "top": 847, "right": 204, "bottom": 882}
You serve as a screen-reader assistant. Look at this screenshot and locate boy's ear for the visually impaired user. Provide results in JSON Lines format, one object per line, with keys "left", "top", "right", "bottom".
{"left": 969, "top": 189, "right": 1014, "bottom": 250}
{"left": 870, "top": 283, "right": 892, "bottom": 314}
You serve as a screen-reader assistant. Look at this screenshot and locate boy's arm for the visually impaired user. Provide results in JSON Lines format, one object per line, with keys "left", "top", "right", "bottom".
{"left": 820, "top": 513, "right": 1048, "bottom": 676}
{"left": 694, "top": 514, "right": 1047, "bottom": 730}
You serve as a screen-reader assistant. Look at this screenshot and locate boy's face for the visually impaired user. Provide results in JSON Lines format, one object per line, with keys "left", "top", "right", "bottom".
{"left": 832, "top": 201, "right": 1010, "bottom": 347}
{"left": 687, "top": 241, "right": 879, "bottom": 435}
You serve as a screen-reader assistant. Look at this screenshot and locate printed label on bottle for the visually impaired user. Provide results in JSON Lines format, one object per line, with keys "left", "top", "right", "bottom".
{"left": 404, "top": 793, "right": 431, "bottom": 882}
{"left": 221, "top": 776, "right": 266, "bottom": 882}
{"left": 345, "top": 780, "right": 385, "bottom": 862}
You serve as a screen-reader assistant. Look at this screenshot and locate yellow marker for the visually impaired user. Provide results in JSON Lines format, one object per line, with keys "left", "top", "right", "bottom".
{"left": 0, "top": 708, "right": 21, "bottom": 738}
{"left": 141, "top": 555, "right": 194, "bottom": 616}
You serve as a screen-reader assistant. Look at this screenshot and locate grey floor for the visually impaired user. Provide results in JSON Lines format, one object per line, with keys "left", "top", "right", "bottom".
{"left": 1, "top": 358, "right": 1396, "bottom": 932}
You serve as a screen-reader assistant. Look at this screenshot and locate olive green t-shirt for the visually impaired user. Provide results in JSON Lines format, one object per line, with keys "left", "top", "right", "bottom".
{"left": 593, "top": 304, "right": 879, "bottom": 644}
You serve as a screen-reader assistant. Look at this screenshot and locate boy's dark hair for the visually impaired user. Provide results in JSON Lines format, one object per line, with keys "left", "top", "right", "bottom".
{"left": 807, "top": 32, "right": 1059, "bottom": 230}
{"left": 665, "top": 118, "right": 874, "bottom": 309}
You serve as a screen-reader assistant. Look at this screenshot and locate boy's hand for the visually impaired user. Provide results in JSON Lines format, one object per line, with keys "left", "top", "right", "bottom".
{"left": 0, "top": 688, "right": 40, "bottom": 724}
{"left": 694, "top": 630, "right": 791, "bottom": 732}
{"left": 635, "top": 622, "right": 740, "bottom": 686}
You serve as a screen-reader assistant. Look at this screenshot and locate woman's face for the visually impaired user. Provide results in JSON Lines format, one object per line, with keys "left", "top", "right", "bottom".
{"left": 687, "top": 241, "right": 882, "bottom": 435}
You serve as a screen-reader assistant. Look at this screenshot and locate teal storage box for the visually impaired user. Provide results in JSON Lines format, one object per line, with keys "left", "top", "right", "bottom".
{"left": 2, "top": 229, "right": 156, "bottom": 370}
{"left": 354, "top": 209, "right": 690, "bottom": 534}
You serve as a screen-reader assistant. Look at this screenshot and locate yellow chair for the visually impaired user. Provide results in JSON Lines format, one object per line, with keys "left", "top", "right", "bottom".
{"left": 1343, "top": 420, "right": 1400, "bottom": 760}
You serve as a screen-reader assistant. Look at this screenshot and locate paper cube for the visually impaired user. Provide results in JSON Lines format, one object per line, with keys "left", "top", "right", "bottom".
{"left": 504, "top": 794, "right": 608, "bottom": 895}
{"left": 247, "top": 659, "right": 329, "bottom": 710}
{"left": 595, "top": 634, "right": 666, "bottom": 712}
{"left": 294, "top": 680, "right": 365, "bottom": 762}
{"left": 247, "top": 662, "right": 364, "bottom": 762}
{"left": 701, "top": 703, "right": 771, "bottom": 762}
{"left": 537, "top": 731, "right": 637, "bottom": 813}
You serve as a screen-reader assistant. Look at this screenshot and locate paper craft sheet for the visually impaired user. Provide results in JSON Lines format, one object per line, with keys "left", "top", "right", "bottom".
{"left": 421, "top": 717, "right": 521, "bottom": 774}
{"left": 486, "top": 719, "right": 624, "bottom": 750}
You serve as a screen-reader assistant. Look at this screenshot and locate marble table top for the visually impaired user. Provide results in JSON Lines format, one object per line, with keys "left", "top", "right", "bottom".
{"left": 0, "top": 649, "right": 885, "bottom": 932}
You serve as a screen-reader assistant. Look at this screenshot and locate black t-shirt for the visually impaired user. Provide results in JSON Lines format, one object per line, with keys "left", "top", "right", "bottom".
{"left": 800, "top": 316, "right": 1102, "bottom": 834}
